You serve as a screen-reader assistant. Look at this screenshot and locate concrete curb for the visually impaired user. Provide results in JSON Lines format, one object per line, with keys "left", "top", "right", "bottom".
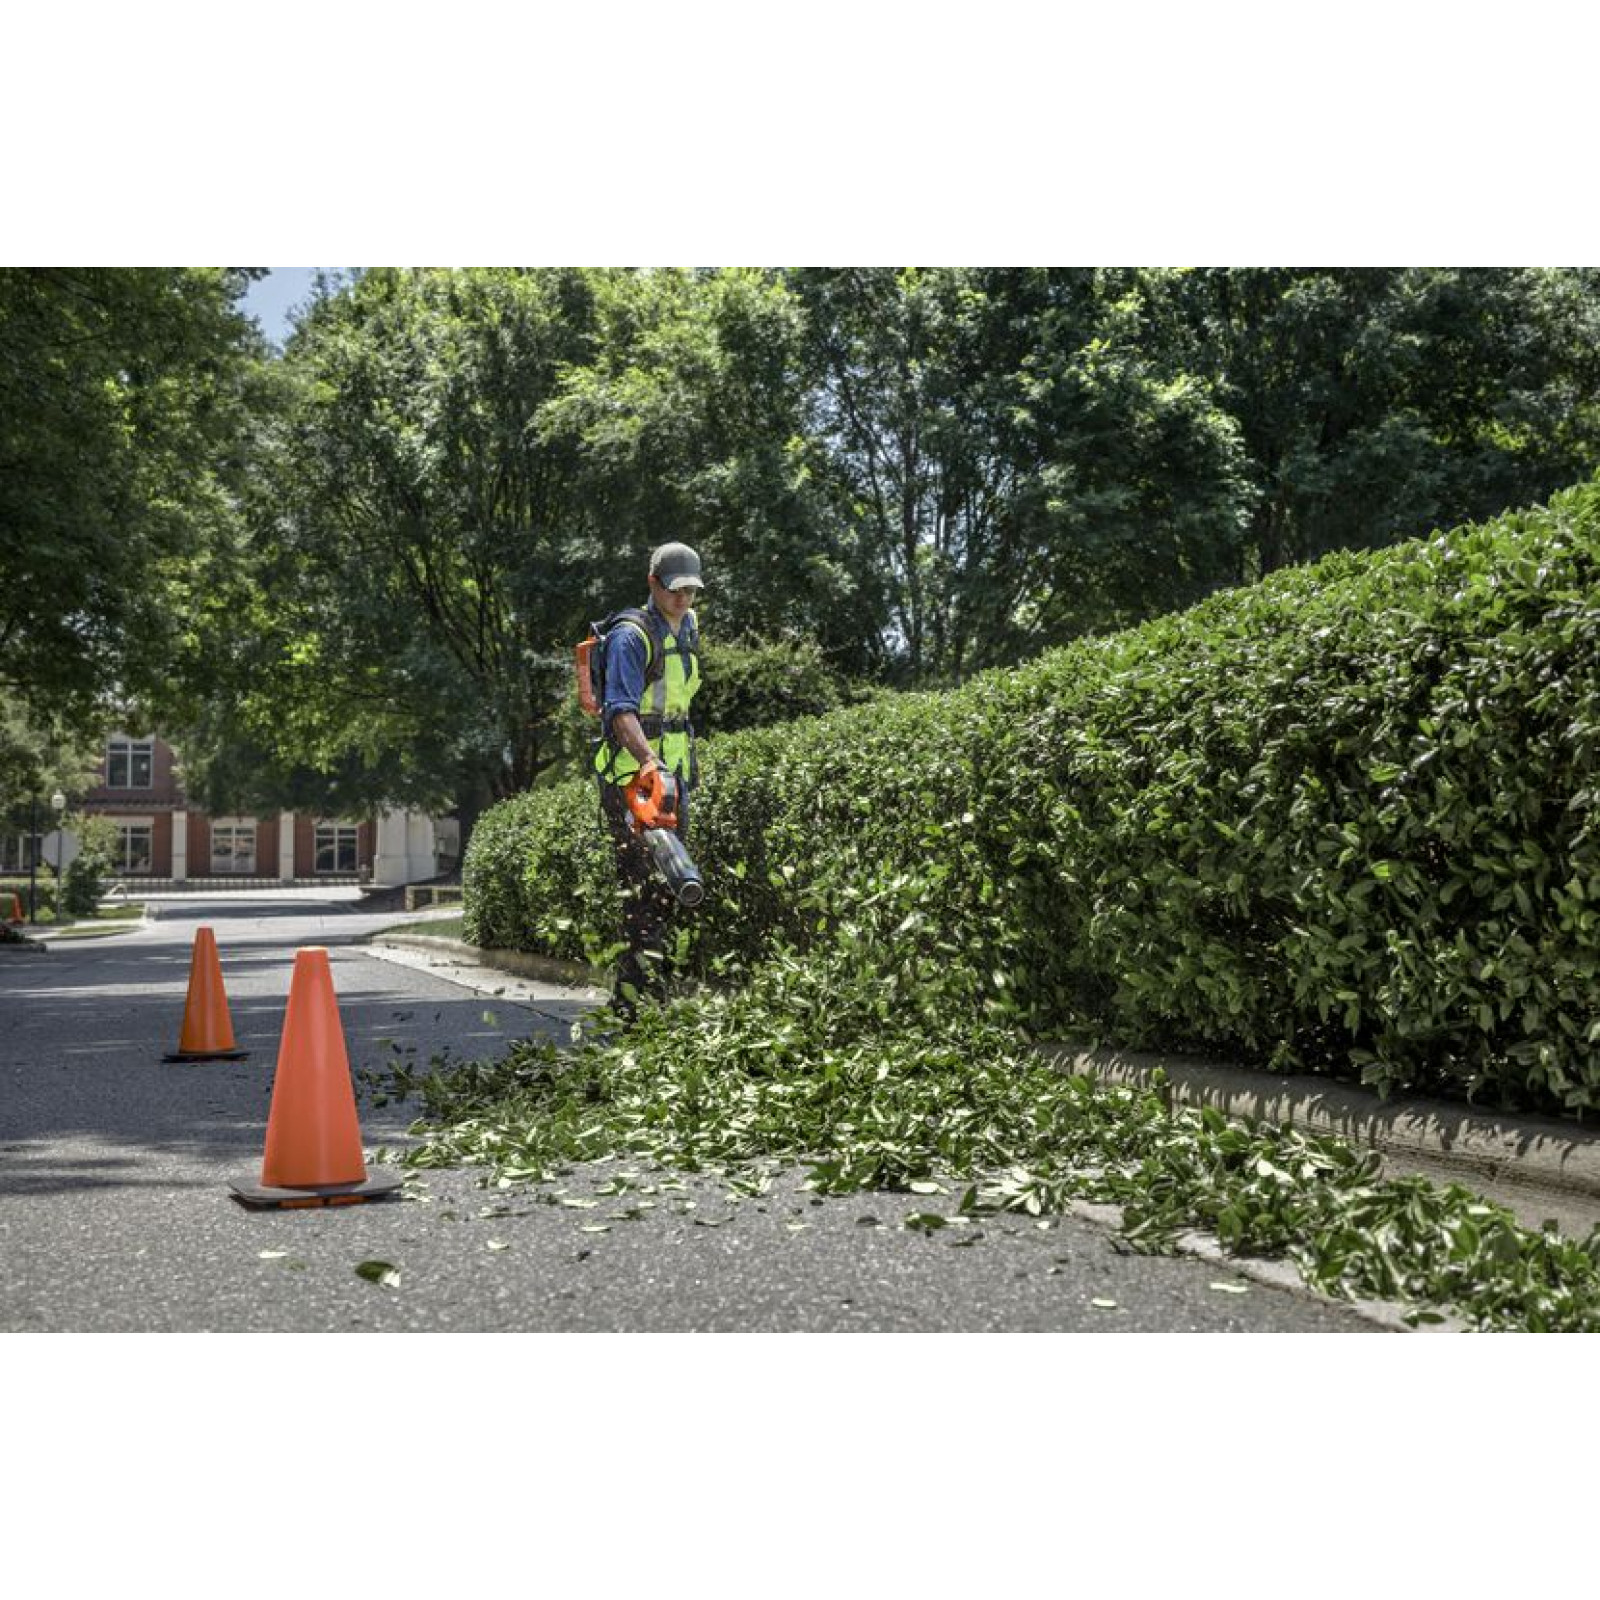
{"left": 1036, "top": 1040, "right": 1600, "bottom": 1208}
{"left": 32, "top": 921, "right": 146, "bottom": 943}
{"left": 369, "top": 933, "right": 608, "bottom": 991}
{"left": 26, "top": 904, "right": 151, "bottom": 944}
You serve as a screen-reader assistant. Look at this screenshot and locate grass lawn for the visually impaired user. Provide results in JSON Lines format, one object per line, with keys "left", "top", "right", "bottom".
{"left": 4, "top": 902, "right": 145, "bottom": 932}
{"left": 92, "top": 902, "right": 144, "bottom": 921}
{"left": 380, "top": 915, "right": 466, "bottom": 942}
{"left": 47, "top": 905, "right": 148, "bottom": 939}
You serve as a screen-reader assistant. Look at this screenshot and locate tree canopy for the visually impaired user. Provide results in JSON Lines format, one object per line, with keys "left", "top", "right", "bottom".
{"left": 0, "top": 268, "right": 262, "bottom": 733}
{"left": 6, "top": 266, "right": 1600, "bottom": 826}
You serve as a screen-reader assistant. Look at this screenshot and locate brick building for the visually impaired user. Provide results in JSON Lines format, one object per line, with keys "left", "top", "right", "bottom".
{"left": 42, "top": 733, "right": 447, "bottom": 887}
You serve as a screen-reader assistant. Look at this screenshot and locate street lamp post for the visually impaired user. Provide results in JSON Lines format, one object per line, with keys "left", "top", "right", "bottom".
{"left": 28, "top": 791, "right": 38, "bottom": 925}
{"left": 49, "top": 790, "right": 66, "bottom": 913}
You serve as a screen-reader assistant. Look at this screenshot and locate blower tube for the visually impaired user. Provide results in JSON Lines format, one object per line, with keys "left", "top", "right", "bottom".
{"left": 642, "top": 826, "right": 705, "bottom": 908}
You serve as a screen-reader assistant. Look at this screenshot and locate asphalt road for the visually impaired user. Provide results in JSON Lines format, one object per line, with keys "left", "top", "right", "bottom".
{"left": 0, "top": 891, "right": 1393, "bottom": 1332}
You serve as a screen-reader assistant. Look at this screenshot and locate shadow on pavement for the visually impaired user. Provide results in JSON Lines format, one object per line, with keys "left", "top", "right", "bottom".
{"left": 0, "top": 949, "right": 585, "bottom": 1197}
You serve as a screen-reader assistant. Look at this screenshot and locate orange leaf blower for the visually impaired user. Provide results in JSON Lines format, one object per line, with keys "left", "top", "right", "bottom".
{"left": 627, "top": 761, "right": 705, "bottom": 908}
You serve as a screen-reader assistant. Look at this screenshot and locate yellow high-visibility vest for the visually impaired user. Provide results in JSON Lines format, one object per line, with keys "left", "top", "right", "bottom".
{"left": 594, "top": 608, "right": 700, "bottom": 785}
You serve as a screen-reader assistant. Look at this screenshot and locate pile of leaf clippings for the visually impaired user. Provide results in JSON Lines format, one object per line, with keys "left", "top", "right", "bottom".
{"left": 376, "top": 932, "right": 1600, "bottom": 1333}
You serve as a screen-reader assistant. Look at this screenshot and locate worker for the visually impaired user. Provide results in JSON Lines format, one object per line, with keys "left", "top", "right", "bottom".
{"left": 594, "top": 541, "right": 704, "bottom": 1019}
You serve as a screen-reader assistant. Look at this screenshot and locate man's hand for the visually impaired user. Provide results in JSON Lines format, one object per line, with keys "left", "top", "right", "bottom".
{"left": 634, "top": 756, "right": 677, "bottom": 820}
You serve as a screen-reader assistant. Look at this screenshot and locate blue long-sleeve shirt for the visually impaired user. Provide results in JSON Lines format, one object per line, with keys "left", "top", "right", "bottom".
{"left": 601, "top": 602, "right": 694, "bottom": 812}
{"left": 600, "top": 607, "right": 655, "bottom": 743}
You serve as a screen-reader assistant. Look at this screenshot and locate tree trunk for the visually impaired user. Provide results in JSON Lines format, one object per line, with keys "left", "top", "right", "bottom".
{"left": 453, "top": 774, "right": 494, "bottom": 874}
{"left": 1250, "top": 490, "right": 1294, "bottom": 578}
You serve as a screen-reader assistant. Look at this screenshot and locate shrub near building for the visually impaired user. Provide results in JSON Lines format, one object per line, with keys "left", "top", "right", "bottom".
{"left": 467, "top": 480, "right": 1600, "bottom": 1118}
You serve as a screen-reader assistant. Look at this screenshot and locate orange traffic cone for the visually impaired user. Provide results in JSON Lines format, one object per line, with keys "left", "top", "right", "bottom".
{"left": 229, "top": 946, "right": 401, "bottom": 1208}
{"left": 4, "top": 892, "right": 22, "bottom": 925}
{"left": 163, "top": 926, "right": 248, "bottom": 1062}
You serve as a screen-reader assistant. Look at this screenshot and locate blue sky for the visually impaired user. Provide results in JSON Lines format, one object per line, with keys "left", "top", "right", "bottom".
{"left": 240, "top": 267, "right": 320, "bottom": 346}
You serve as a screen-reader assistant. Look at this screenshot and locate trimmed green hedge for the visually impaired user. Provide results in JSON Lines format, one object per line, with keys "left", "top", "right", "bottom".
{"left": 692, "top": 632, "right": 869, "bottom": 736}
{"left": 467, "top": 480, "right": 1600, "bottom": 1116}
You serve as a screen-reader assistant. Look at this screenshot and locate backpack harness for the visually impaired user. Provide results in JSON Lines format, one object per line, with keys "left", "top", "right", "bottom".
{"left": 576, "top": 606, "right": 700, "bottom": 783}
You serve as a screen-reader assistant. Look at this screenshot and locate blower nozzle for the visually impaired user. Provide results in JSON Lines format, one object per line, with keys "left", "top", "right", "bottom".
{"left": 626, "top": 763, "right": 706, "bottom": 908}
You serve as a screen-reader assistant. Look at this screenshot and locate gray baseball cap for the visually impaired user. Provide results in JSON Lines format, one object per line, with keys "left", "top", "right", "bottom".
{"left": 649, "top": 542, "right": 704, "bottom": 591}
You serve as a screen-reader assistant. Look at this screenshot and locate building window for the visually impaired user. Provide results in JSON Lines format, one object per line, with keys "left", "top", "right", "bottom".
{"left": 2, "top": 833, "right": 41, "bottom": 872}
{"left": 211, "top": 820, "right": 257, "bottom": 875}
{"left": 115, "top": 822, "right": 154, "bottom": 875}
{"left": 315, "top": 822, "right": 360, "bottom": 873}
{"left": 106, "top": 738, "right": 154, "bottom": 789}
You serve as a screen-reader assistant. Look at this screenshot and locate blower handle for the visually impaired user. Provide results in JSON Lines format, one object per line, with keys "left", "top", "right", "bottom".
{"left": 626, "top": 759, "right": 679, "bottom": 833}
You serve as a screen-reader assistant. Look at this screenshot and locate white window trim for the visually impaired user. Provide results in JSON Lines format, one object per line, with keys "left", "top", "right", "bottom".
{"left": 210, "top": 817, "right": 258, "bottom": 875}
{"left": 106, "top": 734, "right": 155, "bottom": 791}
{"left": 314, "top": 820, "right": 361, "bottom": 874}
{"left": 114, "top": 817, "right": 156, "bottom": 874}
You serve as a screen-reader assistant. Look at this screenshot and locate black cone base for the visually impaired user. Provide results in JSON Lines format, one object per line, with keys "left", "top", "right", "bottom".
{"left": 229, "top": 1171, "right": 405, "bottom": 1209}
{"left": 164, "top": 1047, "right": 250, "bottom": 1062}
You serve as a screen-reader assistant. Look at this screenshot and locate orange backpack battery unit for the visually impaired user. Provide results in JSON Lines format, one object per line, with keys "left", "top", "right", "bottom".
{"left": 575, "top": 608, "right": 654, "bottom": 718}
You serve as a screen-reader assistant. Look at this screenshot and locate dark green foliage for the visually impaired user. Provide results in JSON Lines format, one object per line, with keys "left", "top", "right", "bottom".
{"left": 61, "top": 859, "right": 101, "bottom": 917}
{"left": 789, "top": 267, "right": 1255, "bottom": 679}
{"left": 61, "top": 817, "right": 116, "bottom": 915}
{"left": 461, "top": 780, "right": 621, "bottom": 966}
{"left": 0, "top": 268, "right": 263, "bottom": 734}
{"left": 989, "top": 479, "right": 1600, "bottom": 1113}
{"left": 1164, "top": 268, "right": 1600, "bottom": 578}
{"left": 467, "top": 480, "right": 1600, "bottom": 1117}
{"left": 691, "top": 633, "right": 866, "bottom": 736}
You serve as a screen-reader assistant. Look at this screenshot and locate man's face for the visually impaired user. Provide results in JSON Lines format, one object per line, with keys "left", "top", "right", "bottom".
{"left": 650, "top": 575, "right": 700, "bottom": 623}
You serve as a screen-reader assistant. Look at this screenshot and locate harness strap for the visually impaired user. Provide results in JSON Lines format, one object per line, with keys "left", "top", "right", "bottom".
{"left": 637, "top": 715, "right": 693, "bottom": 737}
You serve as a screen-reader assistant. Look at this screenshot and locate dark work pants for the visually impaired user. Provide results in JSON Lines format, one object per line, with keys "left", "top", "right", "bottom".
{"left": 599, "top": 780, "right": 691, "bottom": 1014}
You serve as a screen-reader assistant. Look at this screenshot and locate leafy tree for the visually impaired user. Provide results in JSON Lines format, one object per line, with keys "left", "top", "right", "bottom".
{"left": 543, "top": 268, "right": 872, "bottom": 672}
{"left": 0, "top": 701, "right": 105, "bottom": 829}
{"left": 61, "top": 814, "right": 116, "bottom": 915}
{"left": 179, "top": 269, "right": 607, "bottom": 835}
{"left": 0, "top": 268, "right": 263, "bottom": 734}
{"left": 186, "top": 268, "right": 870, "bottom": 828}
{"left": 1164, "top": 268, "right": 1600, "bottom": 575}
{"left": 789, "top": 268, "right": 1252, "bottom": 683}
{"left": 953, "top": 268, "right": 1251, "bottom": 661}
